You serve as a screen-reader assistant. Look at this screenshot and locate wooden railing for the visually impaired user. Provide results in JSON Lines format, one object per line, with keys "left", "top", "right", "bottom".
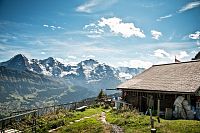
{"left": 0, "top": 99, "right": 96, "bottom": 132}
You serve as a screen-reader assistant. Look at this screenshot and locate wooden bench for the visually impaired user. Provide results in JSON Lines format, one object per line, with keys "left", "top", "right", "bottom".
{"left": 76, "top": 106, "right": 87, "bottom": 112}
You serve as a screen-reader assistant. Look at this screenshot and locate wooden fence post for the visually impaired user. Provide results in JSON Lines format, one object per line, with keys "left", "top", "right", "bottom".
{"left": 157, "top": 99, "right": 160, "bottom": 123}
{"left": 149, "top": 109, "right": 156, "bottom": 133}
{"left": 149, "top": 109, "right": 154, "bottom": 128}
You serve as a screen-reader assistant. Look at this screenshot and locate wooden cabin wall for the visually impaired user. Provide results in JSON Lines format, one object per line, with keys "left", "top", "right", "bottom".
{"left": 123, "top": 90, "right": 194, "bottom": 112}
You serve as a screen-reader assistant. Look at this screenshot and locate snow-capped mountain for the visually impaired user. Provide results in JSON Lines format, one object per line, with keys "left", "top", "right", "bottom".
{"left": 117, "top": 67, "right": 144, "bottom": 80}
{"left": 0, "top": 54, "right": 145, "bottom": 113}
{"left": 0, "top": 54, "right": 144, "bottom": 82}
{"left": 0, "top": 54, "right": 31, "bottom": 71}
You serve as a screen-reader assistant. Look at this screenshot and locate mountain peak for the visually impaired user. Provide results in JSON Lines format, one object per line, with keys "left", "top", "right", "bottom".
{"left": 12, "top": 54, "right": 27, "bottom": 60}
{"left": 0, "top": 54, "right": 30, "bottom": 71}
{"left": 40, "top": 57, "right": 57, "bottom": 66}
{"left": 47, "top": 57, "right": 54, "bottom": 61}
{"left": 81, "top": 59, "right": 99, "bottom": 65}
{"left": 0, "top": 54, "right": 145, "bottom": 80}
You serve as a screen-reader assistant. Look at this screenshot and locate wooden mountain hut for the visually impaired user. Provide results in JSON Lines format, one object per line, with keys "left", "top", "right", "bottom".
{"left": 117, "top": 60, "right": 200, "bottom": 119}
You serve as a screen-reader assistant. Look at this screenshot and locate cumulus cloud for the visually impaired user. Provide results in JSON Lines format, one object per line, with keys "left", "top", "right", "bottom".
{"left": 83, "top": 17, "right": 145, "bottom": 38}
{"left": 118, "top": 60, "right": 153, "bottom": 69}
{"left": 43, "top": 24, "right": 64, "bottom": 30}
{"left": 176, "top": 51, "right": 189, "bottom": 59}
{"left": 153, "top": 49, "right": 171, "bottom": 58}
{"left": 153, "top": 49, "right": 189, "bottom": 60}
{"left": 178, "top": 1, "right": 200, "bottom": 13}
{"left": 151, "top": 30, "right": 162, "bottom": 40}
{"left": 98, "top": 17, "right": 145, "bottom": 38}
{"left": 156, "top": 14, "right": 173, "bottom": 21}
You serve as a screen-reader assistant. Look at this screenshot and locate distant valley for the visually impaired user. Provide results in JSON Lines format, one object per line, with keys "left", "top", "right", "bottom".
{"left": 0, "top": 54, "right": 144, "bottom": 115}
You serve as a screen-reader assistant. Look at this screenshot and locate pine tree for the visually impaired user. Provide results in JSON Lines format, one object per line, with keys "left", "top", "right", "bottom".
{"left": 97, "top": 89, "right": 106, "bottom": 100}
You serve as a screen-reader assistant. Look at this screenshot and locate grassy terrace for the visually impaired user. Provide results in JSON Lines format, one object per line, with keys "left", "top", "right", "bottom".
{"left": 35, "top": 106, "right": 200, "bottom": 133}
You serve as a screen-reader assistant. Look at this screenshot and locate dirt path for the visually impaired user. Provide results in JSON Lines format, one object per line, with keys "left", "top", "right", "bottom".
{"left": 49, "top": 111, "right": 124, "bottom": 133}
{"left": 100, "top": 112, "right": 124, "bottom": 133}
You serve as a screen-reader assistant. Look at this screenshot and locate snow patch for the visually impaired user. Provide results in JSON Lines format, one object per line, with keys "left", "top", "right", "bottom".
{"left": 60, "top": 71, "right": 77, "bottom": 77}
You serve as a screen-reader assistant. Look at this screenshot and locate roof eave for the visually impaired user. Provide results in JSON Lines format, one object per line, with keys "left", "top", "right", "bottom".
{"left": 117, "top": 88, "right": 196, "bottom": 94}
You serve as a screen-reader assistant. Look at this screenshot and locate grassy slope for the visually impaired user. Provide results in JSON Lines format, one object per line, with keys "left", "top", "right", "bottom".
{"left": 36, "top": 107, "right": 106, "bottom": 133}
{"left": 58, "top": 118, "right": 103, "bottom": 133}
{"left": 106, "top": 110, "right": 200, "bottom": 133}
{"left": 35, "top": 107, "right": 200, "bottom": 133}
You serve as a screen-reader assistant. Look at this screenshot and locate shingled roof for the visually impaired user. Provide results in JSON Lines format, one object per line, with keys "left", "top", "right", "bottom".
{"left": 117, "top": 60, "right": 200, "bottom": 93}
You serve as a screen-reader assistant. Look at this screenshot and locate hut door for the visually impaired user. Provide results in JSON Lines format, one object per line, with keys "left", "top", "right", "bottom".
{"left": 141, "top": 96, "right": 147, "bottom": 112}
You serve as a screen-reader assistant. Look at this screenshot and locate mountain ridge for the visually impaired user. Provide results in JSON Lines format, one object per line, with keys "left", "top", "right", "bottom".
{"left": 0, "top": 54, "right": 144, "bottom": 114}
{"left": 0, "top": 54, "right": 145, "bottom": 80}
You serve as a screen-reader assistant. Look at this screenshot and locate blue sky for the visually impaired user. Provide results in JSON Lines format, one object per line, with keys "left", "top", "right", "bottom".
{"left": 0, "top": 0, "right": 200, "bottom": 68}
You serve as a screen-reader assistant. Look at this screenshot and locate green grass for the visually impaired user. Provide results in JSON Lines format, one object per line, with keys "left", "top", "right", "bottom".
{"left": 58, "top": 117, "right": 104, "bottom": 133}
{"left": 36, "top": 107, "right": 200, "bottom": 133}
{"left": 106, "top": 110, "right": 150, "bottom": 133}
{"left": 106, "top": 110, "right": 200, "bottom": 133}
{"left": 36, "top": 106, "right": 107, "bottom": 132}
{"left": 156, "top": 119, "right": 200, "bottom": 133}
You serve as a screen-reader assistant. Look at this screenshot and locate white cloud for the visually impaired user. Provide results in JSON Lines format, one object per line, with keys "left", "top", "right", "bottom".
{"left": 98, "top": 17, "right": 145, "bottom": 38}
{"left": 151, "top": 30, "right": 162, "bottom": 40}
{"left": 41, "top": 52, "right": 46, "bottom": 55}
{"left": 83, "top": 23, "right": 104, "bottom": 38}
{"left": 55, "top": 58, "right": 76, "bottom": 66}
{"left": 156, "top": 14, "right": 173, "bottom": 21}
{"left": 43, "top": 24, "right": 49, "bottom": 27}
{"left": 76, "top": 0, "right": 99, "bottom": 13}
{"left": 67, "top": 55, "right": 77, "bottom": 59}
{"left": 87, "top": 35, "right": 101, "bottom": 38}
{"left": 191, "top": 50, "right": 198, "bottom": 55}
{"left": 153, "top": 49, "right": 171, "bottom": 58}
{"left": 179, "top": 1, "right": 200, "bottom": 13}
{"left": 43, "top": 24, "right": 64, "bottom": 30}
{"left": 50, "top": 25, "right": 56, "bottom": 29}
{"left": 176, "top": 51, "right": 189, "bottom": 59}
{"left": 76, "top": 0, "right": 117, "bottom": 13}
{"left": 156, "top": 1, "right": 200, "bottom": 21}
{"left": 56, "top": 58, "right": 78, "bottom": 66}
{"left": 84, "top": 23, "right": 96, "bottom": 29}
{"left": 118, "top": 60, "right": 153, "bottom": 69}
{"left": 189, "top": 31, "right": 200, "bottom": 39}
{"left": 153, "top": 49, "right": 189, "bottom": 60}
{"left": 189, "top": 31, "right": 200, "bottom": 45}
